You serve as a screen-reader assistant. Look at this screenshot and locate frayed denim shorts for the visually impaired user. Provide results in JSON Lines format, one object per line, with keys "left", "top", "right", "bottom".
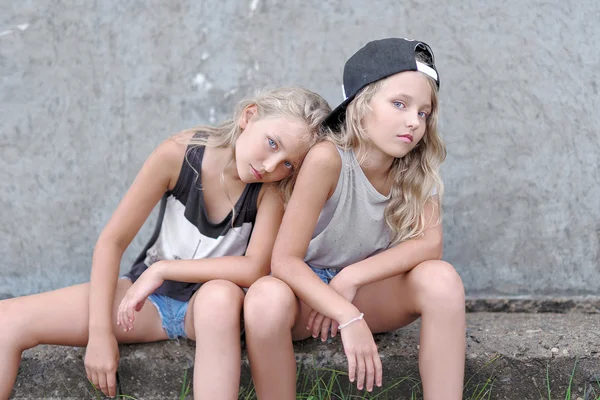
{"left": 309, "top": 266, "right": 340, "bottom": 284}
{"left": 147, "top": 293, "right": 189, "bottom": 339}
{"left": 120, "top": 277, "right": 188, "bottom": 339}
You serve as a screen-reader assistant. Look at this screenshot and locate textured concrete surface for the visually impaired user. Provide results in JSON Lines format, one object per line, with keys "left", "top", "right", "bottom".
{"left": 10, "top": 313, "right": 600, "bottom": 399}
{"left": 466, "top": 296, "right": 600, "bottom": 314}
{"left": 1, "top": 0, "right": 600, "bottom": 298}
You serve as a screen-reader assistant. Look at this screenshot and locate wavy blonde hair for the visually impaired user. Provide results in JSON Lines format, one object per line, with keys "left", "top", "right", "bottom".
{"left": 175, "top": 86, "right": 331, "bottom": 203}
{"left": 330, "top": 66, "right": 446, "bottom": 246}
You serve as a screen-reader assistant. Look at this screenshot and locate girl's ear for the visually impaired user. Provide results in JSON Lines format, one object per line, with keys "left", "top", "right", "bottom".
{"left": 239, "top": 104, "right": 258, "bottom": 129}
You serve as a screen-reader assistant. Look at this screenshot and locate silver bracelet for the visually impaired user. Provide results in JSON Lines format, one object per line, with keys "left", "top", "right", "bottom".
{"left": 338, "top": 312, "right": 364, "bottom": 330}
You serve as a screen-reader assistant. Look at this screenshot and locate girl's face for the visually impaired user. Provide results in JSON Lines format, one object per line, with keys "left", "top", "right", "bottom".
{"left": 362, "top": 71, "right": 433, "bottom": 159}
{"left": 235, "top": 108, "right": 310, "bottom": 183}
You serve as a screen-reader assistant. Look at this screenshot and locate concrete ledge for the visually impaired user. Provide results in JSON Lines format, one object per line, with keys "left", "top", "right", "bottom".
{"left": 11, "top": 313, "right": 600, "bottom": 399}
{"left": 465, "top": 297, "right": 600, "bottom": 314}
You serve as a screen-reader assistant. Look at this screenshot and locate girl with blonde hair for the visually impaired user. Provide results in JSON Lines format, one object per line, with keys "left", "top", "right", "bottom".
{"left": 243, "top": 39, "right": 466, "bottom": 400}
{"left": 0, "top": 86, "right": 331, "bottom": 400}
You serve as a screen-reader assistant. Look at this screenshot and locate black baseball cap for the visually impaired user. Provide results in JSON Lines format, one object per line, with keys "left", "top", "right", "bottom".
{"left": 323, "top": 38, "right": 440, "bottom": 128}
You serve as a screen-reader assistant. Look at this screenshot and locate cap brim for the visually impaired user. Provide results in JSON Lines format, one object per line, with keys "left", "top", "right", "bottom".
{"left": 323, "top": 96, "right": 354, "bottom": 129}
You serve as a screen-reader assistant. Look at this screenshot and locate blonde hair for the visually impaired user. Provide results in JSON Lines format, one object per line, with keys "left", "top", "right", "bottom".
{"left": 329, "top": 67, "right": 446, "bottom": 246}
{"left": 176, "top": 86, "right": 331, "bottom": 202}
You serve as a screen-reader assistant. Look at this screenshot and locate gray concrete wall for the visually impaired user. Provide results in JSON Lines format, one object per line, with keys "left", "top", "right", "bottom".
{"left": 1, "top": 0, "right": 598, "bottom": 298}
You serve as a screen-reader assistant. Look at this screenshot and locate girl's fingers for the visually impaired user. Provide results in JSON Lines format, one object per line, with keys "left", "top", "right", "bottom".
{"left": 356, "top": 355, "right": 366, "bottom": 390}
{"left": 90, "top": 372, "right": 100, "bottom": 393}
{"left": 126, "top": 303, "right": 135, "bottom": 330}
{"left": 311, "top": 313, "right": 325, "bottom": 338}
{"left": 106, "top": 371, "right": 117, "bottom": 398}
{"left": 346, "top": 351, "right": 357, "bottom": 383}
{"left": 117, "top": 303, "right": 124, "bottom": 328}
{"left": 331, "top": 320, "right": 339, "bottom": 337}
{"left": 365, "top": 356, "right": 375, "bottom": 392}
{"left": 320, "top": 317, "right": 331, "bottom": 342}
{"left": 97, "top": 372, "right": 109, "bottom": 397}
{"left": 306, "top": 309, "right": 317, "bottom": 330}
{"left": 374, "top": 351, "right": 383, "bottom": 387}
{"left": 119, "top": 303, "right": 128, "bottom": 331}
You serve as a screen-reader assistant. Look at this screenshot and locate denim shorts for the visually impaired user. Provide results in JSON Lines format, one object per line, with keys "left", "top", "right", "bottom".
{"left": 309, "top": 266, "right": 340, "bottom": 284}
{"left": 120, "top": 277, "right": 189, "bottom": 339}
{"left": 147, "top": 293, "right": 189, "bottom": 339}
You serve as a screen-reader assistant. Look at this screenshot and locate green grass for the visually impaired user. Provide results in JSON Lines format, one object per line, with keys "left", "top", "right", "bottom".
{"left": 237, "top": 356, "right": 500, "bottom": 400}
{"left": 584, "top": 375, "right": 600, "bottom": 400}
{"left": 84, "top": 355, "right": 600, "bottom": 400}
{"left": 179, "top": 368, "right": 192, "bottom": 400}
{"left": 564, "top": 358, "right": 577, "bottom": 400}
{"left": 86, "top": 362, "right": 496, "bottom": 400}
{"left": 462, "top": 354, "right": 501, "bottom": 400}
{"left": 535, "top": 358, "right": 600, "bottom": 400}
{"left": 293, "top": 365, "right": 421, "bottom": 400}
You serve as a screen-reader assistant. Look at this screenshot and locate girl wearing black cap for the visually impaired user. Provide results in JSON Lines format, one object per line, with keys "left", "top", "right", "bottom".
{"left": 244, "top": 39, "right": 465, "bottom": 399}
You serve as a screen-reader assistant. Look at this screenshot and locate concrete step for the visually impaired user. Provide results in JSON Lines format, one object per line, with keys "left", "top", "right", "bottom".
{"left": 10, "top": 312, "right": 600, "bottom": 399}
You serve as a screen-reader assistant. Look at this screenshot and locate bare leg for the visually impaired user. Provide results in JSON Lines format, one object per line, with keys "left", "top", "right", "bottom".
{"left": 243, "top": 276, "right": 313, "bottom": 400}
{"left": 0, "top": 279, "right": 167, "bottom": 399}
{"left": 245, "top": 261, "right": 465, "bottom": 400}
{"left": 353, "top": 260, "right": 466, "bottom": 400}
{"left": 184, "top": 280, "right": 245, "bottom": 400}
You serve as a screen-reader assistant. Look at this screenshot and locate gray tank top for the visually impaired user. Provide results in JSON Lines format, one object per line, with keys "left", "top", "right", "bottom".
{"left": 305, "top": 147, "right": 392, "bottom": 270}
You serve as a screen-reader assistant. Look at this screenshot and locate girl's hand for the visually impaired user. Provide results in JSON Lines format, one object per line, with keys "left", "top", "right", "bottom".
{"left": 117, "top": 266, "right": 164, "bottom": 331}
{"left": 85, "top": 331, "right": 120, "bottom": 398}
{"left": 307, "top": 309, "right": 339, "bottom": 342}
{"left": 339, "top": 318, "right": 383, "bottom": 392}
{"left": 307, "top": 273, "right": 359, "bottom": 341}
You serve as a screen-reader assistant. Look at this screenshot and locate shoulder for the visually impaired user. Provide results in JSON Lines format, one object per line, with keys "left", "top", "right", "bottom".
{"left": 257, "top": 184, "right": 284, "bottom": 210}
{"left": 146, "top": 134, "right": 190, "bottom": 191}
{"left": 302, "top": 140, "right": 342, "bottom": 175}
{"left": 294, "top": 140, "right": 342, "bottom": 199}
{"left": 150, "top": 136, "right": 189, "bottom": 168}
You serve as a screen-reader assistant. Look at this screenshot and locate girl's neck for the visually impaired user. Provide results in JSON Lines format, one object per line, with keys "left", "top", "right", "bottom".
{"left": 208, "top": 145, "right": 242, "bottom": 182}
{"left": 354, "top": 143, "right": 394, "bottom": 195}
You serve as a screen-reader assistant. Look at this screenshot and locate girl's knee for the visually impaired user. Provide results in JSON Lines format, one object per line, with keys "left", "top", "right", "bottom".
{"left": 411, "top": 260, "right": 465, "bottom": 310}
{"left": 192, "top": 280, "right": 244, "bottom": 324}
{"left": 244, "top": 277, "right": 297, "bottom": 328}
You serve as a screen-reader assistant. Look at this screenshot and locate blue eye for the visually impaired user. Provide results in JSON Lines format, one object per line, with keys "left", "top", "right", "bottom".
{"left": 284, "top": 161, "right": 293, "bottom": 169}
{"left": 418, "top": 111, "right": 429, "bottom": 119}
{"left": 268, "top": 138, "right": 277, "bottom": 149}
{"left": 393, "top": 101, "right": 406, "bottom": 109}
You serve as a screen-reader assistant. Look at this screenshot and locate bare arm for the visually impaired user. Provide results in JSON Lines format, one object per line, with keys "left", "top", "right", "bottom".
{"left": 88, "top": 137, "right": 185, "bottom": 335}
{"left": 84, "top": 137, "right": 186, "bottom": 397}
{"left": 270, "top": 141, "right": 360, "bottom": 324}
{"left": 272, "top": 142, "right": 384, "bottom": 390}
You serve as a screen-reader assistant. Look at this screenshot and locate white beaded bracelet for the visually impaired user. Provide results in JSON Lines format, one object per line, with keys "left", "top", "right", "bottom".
{"left": 338, "top": 313, "right": 364, "bottom": 330}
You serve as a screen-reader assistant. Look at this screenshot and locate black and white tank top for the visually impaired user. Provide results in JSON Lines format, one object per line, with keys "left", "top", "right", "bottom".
{"left": 124, "top": 143, "right": 262, "bottom": 301}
